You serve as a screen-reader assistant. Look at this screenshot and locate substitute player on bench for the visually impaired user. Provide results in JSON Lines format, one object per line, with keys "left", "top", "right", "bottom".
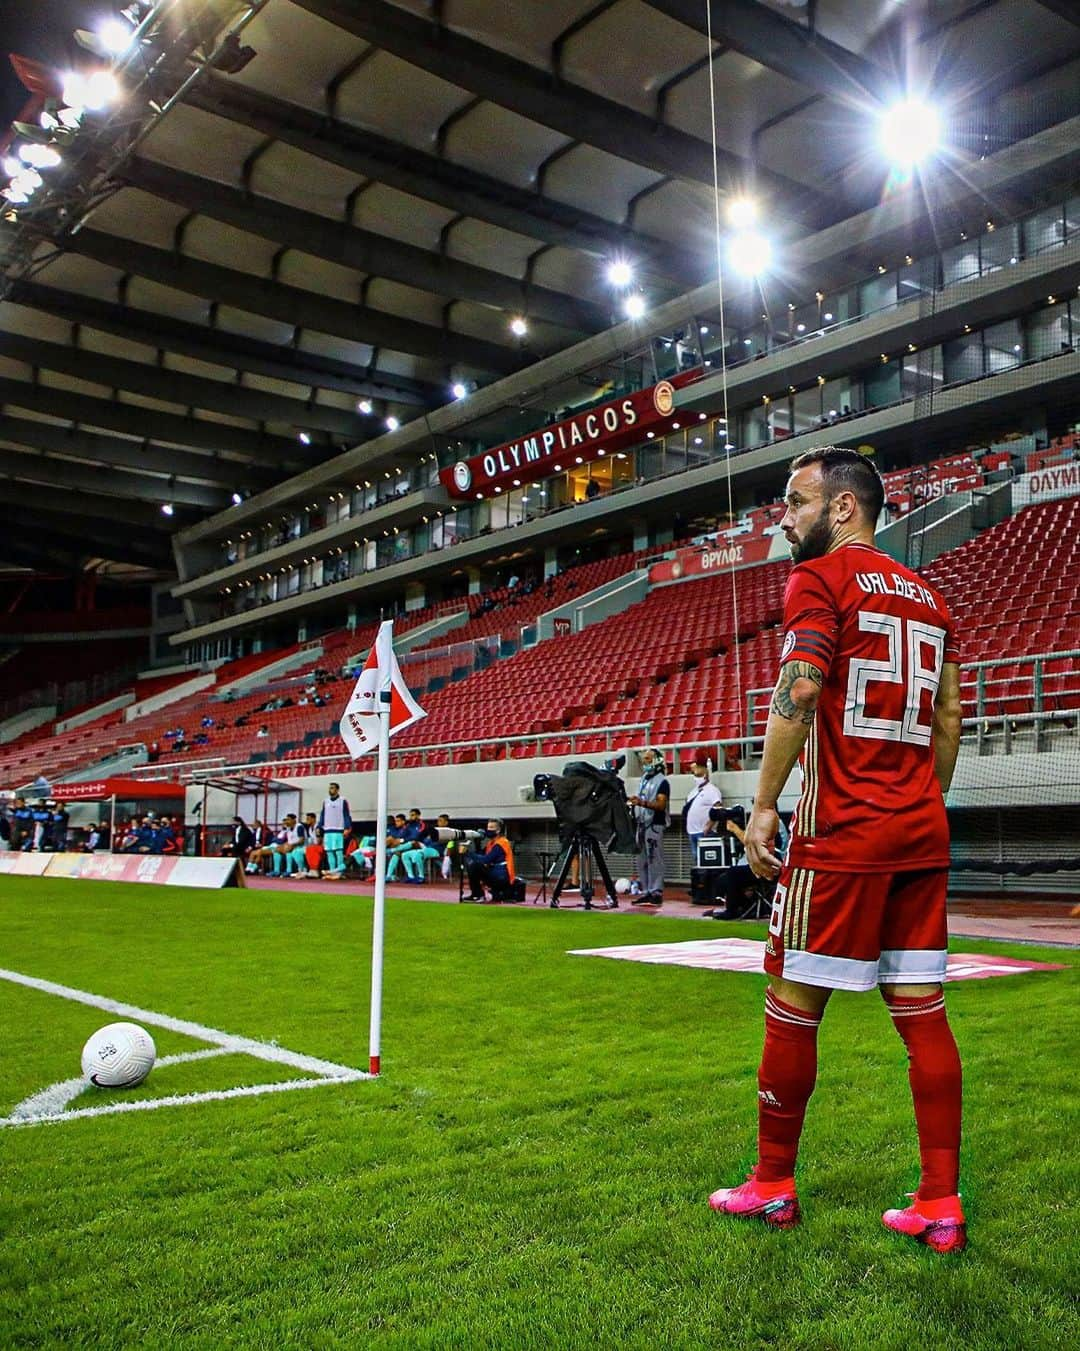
{"left": 709, "top": 446, "right": 966, "bottom": 1253}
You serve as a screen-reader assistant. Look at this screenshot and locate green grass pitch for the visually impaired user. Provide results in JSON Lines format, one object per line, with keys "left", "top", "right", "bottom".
{"left": 0, "top": 876, "right": 1076, "bottom": 1349}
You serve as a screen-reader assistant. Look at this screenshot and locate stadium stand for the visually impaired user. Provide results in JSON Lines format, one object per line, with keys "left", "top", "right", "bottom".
{"left": 3, "top": 455, "right": 1078, "bottom": 792}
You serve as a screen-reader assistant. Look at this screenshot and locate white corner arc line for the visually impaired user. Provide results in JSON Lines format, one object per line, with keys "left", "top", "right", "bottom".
{"left": 0, "top": 966, "right": 357, "bottom": 1077}
{"left": 0, "top": 1074, "right": 368, "bottom": 1129}
{"left": 0, "top": 966, "right": 373, "bottom": 1128}
{"left": 9, "top": 1047, "right": 234, "bottom": 1122}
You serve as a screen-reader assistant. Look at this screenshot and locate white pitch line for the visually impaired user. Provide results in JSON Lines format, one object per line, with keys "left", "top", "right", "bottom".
{"left": 0, "top": 1073, "right": 368, "bottom": 1129}
{"left": 0, "top": 966, "right": 358, "bottom": 1077}
{"left": 9, "top": 1047, "right": 234, "bottom": 1122}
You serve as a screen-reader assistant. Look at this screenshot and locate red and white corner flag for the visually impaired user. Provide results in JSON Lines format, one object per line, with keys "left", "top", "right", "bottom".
{"left": 339, "top": 620, "right": 425, "bottom": 1079}
{"left": 340, "top": 619, "right": 426, "bottom": 758}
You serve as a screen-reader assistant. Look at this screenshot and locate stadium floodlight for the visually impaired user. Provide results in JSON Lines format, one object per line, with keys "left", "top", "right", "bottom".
{"left": 879, "top": 98, "right": 940, "bottom": 169}
{"left": 606, "top": 259, "right": 634, "bottom": 288}
{"left": 357, "top": 398, "right": 372, "bottom": 414}
{"left": 74, "top": 20, "right": 133, "bottom": 59}
{"left": 623, "top": 293, "right": 646, "bottom": 320}
{"left": 62, "top": 70, "right": 118, "bottom": 113}
{"left": 385, "top": 415, "right": 400, "bottom": 431}
{"left": 161, "top": 503, "right": 174, "bottom": 516}
{"left": 231, "top": 492, "right": 243, "bottom": 505}
{"left": 509, "top": 316, "right": 528, "bottom": 337}
{"left": 726, "top": 197, "right": 758, "bottom": 229}
{"left": 2, "top": 155, "right": 20, "bottom": 178}
{"left": 10, "top": 168, "right": 42, "bottom": 196}
{"left": 298, "top": 431, "right": 311, "bottom": 445}
{"left": 98, "top": 19, "right": 135, "bottom": 56}
{"left": 727, "top": 232, "right": 772, "bottom": 278}
{"left": 18, "top": 143, "right": 62, "bottom": 169}
{"left": 451, "top": 382, "right": 467, "bottom": 400}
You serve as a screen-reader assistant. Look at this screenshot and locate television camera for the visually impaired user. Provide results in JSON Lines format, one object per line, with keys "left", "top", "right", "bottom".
{"left": 533, "top": 760, "right": 636, "bottom": 910}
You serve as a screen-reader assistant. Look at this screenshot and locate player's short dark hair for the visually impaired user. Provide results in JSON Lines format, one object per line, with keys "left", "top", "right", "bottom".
{"left": 790, "top": 446, "right": 884, "bottom": 524}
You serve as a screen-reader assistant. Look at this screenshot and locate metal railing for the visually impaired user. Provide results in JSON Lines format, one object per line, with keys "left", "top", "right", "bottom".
{"left": 743, "top": 648, "right": 1079, "bottom": 750}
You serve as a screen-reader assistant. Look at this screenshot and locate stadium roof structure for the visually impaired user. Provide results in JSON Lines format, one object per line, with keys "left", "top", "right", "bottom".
{"left": 1, "top": 0, "right": 1079, "bottom": 574}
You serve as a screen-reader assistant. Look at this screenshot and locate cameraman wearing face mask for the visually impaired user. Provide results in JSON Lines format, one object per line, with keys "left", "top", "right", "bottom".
{"left": 465, "top": 818, "right": 517, "bottom": 903}
{"left": 683, "top": 750, "right": 723, "bottom": 898}
{"left": 628, "top": 748, "right": 671, "bottom": 905}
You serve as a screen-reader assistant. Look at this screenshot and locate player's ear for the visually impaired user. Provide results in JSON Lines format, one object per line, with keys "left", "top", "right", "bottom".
{"left": 832, "top": 488, "right": 858, "bottom": 524}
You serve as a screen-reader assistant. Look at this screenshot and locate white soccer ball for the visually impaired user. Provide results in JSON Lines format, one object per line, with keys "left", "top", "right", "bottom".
{"left": 615, "top": 877, "right": 631, "bottom": 895}
{"left": 81, "top": 1022, "right": 157, "bottom": 1089}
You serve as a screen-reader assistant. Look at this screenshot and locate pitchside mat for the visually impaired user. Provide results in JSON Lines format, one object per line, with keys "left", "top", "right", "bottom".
{"left": 569, "top": 936, "right": 1067, "bottom": 980}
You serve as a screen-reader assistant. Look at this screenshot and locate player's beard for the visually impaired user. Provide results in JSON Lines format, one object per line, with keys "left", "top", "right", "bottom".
{"left": 787, "top": 504, "right": 834, "bottom": 562}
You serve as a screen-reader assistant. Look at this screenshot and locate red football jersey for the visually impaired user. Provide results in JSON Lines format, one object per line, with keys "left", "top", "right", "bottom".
{"left": 779, "top": 542, "right": 959, "bottom": 872}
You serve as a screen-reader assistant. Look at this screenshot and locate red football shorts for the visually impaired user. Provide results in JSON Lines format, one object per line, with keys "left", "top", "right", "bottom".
{"left": 763, "top": 863, "right": 948, "bottom": 992}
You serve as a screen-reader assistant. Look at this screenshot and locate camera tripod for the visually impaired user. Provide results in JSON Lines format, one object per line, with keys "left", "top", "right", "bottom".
{"left": 550, "top": 829, "right": 618, "bottom": 910}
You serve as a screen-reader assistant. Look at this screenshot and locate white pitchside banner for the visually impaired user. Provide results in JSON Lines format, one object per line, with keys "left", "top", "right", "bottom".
{"left": 339, "top": 620, "right": 426, "bottom": 1078}
{"left": 339, "top": 620, "right": 426, "bottom": 758}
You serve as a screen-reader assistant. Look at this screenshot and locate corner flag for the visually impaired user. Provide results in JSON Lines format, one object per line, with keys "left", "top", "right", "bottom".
{"left": 338, "top": 619, "right": 425, "bottom": 1078}
{"left": 339, "top": 619, "right": 426, "bottom": 758}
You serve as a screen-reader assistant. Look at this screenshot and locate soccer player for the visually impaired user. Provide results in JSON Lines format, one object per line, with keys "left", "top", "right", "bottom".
{"left": 317, "top": 781, "right": 353, "bottom": 879}
{"left": 709, "top": 447, "right": 966, "bottom": 1253}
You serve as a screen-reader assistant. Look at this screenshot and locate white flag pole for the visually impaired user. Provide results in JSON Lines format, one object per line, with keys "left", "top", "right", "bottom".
{"left": 367, "top": 630, "right": 393, "bottom": 1077}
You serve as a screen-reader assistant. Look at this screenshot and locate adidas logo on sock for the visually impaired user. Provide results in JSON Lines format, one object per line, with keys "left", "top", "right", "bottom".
{"left": 758, "top": 1089, "right": 781, "bottom": 1108}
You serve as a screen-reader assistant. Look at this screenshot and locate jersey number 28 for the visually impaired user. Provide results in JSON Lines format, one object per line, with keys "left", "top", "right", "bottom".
{"left": 843, "top": 611, "right": 945, "bottom": 746}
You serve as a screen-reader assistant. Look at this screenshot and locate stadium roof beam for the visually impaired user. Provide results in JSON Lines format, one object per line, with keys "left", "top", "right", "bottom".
{"left": 1032, "top": 0, "right": 1080, "bottom": 31}
{"left": 0, "top": 416, "right": 277, "bottom": 491}
{"left": 0, "top": 332, "right": 369, "bottom": 442}
{"left": 0, "top": 518, "right": 168, "bottom": 570}
{"left": 63, "top": 229, "right": 526, "bottom": 376}
{"left": 8, "top": 281, "right": 439, "bottom": 408}
{"left": 0, "top": 377, "right": 314, "bottom": 465}
{"left": 186, "top": 79, "right": 705, "bottom": 286}
{"left": 0, "top": 490, "right": 177, "bottom": 540}
{"left": 291, "top": 0, "right": 827, "bottom": 220}
{"left": 644, "top": 0, "right": 888, "bottom": 102}
{"left": 122, "top": 158, "right": 608, "bottom": 334}
{"left": 0, "top": 447, "right": 228, "bottom": 511}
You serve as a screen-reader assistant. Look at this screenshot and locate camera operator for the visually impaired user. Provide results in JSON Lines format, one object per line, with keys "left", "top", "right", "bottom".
{"left": 627, "top": 748, "right": 670, "bottom": 905}
{"left": 704, "top": 808, "right": 788, "bottom": 919}
{"left": 683, "top": 750, "right": 723, "bottom": 905}
{"left": 464, "top": 819, "right": 516, "bottom": 903}
{"left": 683, "top": 750, "right": 723, "bottom": 859}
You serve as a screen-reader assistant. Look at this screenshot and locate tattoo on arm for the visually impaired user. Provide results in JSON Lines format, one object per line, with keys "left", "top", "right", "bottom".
{"left": 770, "top": 660, "right": 823, "bottom": 724}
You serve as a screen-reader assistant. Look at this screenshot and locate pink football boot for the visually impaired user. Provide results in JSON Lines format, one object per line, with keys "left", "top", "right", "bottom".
{"left": 882, "top": 1193, "right": 967, "bottom": 1253}
{"left": 708, "top": 1167, "right": 801, "bottom": 1229}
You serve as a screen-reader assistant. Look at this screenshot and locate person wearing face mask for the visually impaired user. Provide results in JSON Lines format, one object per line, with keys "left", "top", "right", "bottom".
{"left": 464, "top": 819, "right": 516, "bottom": 902}
{"left": 628, "top": 748, "right": 670, "bottom": 905}
{"left": 683, "top": 750, "right": 724, "bottom": 904}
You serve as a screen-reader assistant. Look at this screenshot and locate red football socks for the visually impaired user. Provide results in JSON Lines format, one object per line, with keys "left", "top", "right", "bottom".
{"left": 883, "top": 990, "right": 962, "bottom": 1201}
{"left": 756, "top": 989, "right": 823, "bottom": 1183}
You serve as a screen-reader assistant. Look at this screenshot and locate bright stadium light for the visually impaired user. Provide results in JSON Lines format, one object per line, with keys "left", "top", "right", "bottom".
{"left": 879, "top": 98, "right": 941, "bottom": 169}
{"left": 298, "top": 431, "right": 311, "bottom": 445}
{"left": 451, "top": 381, "right": 467, "bottom": 400}
{"left": 606, "top": 259, "right": 634, "bottom": 288}
{"left": 727, "top": 232, "right": 772, "bottom": 278}
{"left": 726, "top": 197, "right": 758, "bottom": 229}
{"left": 161, "top": 503, "right": 174, "bottom": 516}
{"left": 19, "top": 143, "right": 61, "bottom": 169}
{"left": 385, "top": 415, "right": 400, "bottom": 431}
{"left": 357, "top": 398, "right": 372, "bottom": 414}
{"left": 62, "top": 70, "right": 118, "bottom": 113}
{"left": 231, "top": 492, "right": 243, "bottom": 505}
{"left": 623, "top": 293, "right": 646, "bottom": 320}
{"left": 509, "top": 316, "right": 528, "bottom": 337}
{"left": 98, "top": 18, "right": 135, "bottom": 56}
